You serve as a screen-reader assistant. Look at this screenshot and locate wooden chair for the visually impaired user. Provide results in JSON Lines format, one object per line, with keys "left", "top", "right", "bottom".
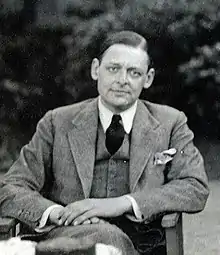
{"left": 0, "top": 213, "right": 183, "bottom": 255}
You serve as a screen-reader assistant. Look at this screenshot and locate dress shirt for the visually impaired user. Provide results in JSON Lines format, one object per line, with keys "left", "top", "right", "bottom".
{"left": 98, "top": 96, "right": 137, "bottom": 134}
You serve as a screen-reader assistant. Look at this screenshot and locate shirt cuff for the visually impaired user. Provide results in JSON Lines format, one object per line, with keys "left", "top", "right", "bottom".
{"left": 124, "top": 195, "right": 143, "bottom": 222}
{"left": 35, "top": 204, "right": 63, "bottom": 233}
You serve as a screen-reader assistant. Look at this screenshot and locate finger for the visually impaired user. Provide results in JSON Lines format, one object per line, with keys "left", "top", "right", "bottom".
{"left": 57, "top": 208, "right": 68, "bottom": 224}
{"left": 90, "top": 217, "right": 100, "bottom": 224}
{"left": 49, "top": 213, "right": 63, "bottom": 226}
{"left": 57, "top": 202, "right": 76, "bottom": 221}
{"left": 58, "top": 206, "right": 69, "bottom": 219}
{"left": 60, "top": 207, "right": 78, "bottom": 225}
{"left": 65, "top": 209, "right": 91, "bottom": 226}
{"left": 49, "top": 217, "right": 60, "bottom": 225}
{"left": 60, "top": 208, "right": 83, "bottom": 226}
{"left": 62, "top": 201, "right": 91, "bottom": 225}
{"left": 73, "top": 210, "right": 97, "bottom": 226}
{"left": 82, "top": 219, "right": 91, "bottom": 225}
{"left": 60, "top": 211, "right": 71, "bottom": 225}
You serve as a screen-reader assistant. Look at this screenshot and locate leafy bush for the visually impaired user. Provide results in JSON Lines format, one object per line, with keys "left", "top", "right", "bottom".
{"left": 1, "top": 0, "right": 220, "bottom": 172}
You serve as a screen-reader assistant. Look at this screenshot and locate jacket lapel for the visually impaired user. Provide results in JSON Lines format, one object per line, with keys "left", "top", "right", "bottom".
{"left": 129, "top": 100, "right": 161, "bottom": 192}
{"left": 67, "top": 98, "right": 98, "bottom": 198}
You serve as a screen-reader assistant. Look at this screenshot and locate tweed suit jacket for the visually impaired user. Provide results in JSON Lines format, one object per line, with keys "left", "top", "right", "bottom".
{"left": 0, "top": 97, "right": 209, "bottom": 229}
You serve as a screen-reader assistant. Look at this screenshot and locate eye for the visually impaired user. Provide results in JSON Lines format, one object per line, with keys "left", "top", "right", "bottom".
{"left": 107, "top": 66, "right": 119, "bottom": 73}
{"left": 130, "top": 70, "right": 142, "bottom": 78}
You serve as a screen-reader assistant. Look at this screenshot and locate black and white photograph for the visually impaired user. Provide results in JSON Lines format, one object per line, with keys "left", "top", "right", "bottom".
{"left": 0, "top": 1, "right": 219, "bottom": 254}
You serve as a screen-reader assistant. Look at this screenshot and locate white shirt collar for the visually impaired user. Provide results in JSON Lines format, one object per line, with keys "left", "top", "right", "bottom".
{"left": 98, "top": 96, "right": 137, "bottom": 134}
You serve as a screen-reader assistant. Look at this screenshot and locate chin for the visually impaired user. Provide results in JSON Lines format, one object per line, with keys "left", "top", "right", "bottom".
{"left": 113, "top": 102, "right": 131, "bottom": 111}
{"left": 105, "top": 98, "right": 131, "bottom": 111}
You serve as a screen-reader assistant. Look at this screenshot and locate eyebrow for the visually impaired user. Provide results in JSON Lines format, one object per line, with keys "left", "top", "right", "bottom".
{"left": 106, "top": 62, "right": 143, "bottom": 70}
{"left": 107, "top": 62, "right": 121, "bottom": 66}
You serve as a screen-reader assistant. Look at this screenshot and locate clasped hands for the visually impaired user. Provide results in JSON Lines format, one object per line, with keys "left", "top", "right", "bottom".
{"left": 49, "top": 197, "right": 132, "bottom": 227}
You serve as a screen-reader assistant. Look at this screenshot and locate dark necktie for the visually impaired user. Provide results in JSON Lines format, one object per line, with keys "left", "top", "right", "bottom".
{"left": 105, "top": 114, "right": 125, "bottom": 155}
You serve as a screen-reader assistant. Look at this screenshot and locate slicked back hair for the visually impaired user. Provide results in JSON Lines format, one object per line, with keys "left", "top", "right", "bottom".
{"left": 98, "top": 30, "right": 150, "bottom": 65}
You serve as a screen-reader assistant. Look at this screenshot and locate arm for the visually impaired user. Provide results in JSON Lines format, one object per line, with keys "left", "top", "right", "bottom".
{"left": 0, "top": 111, "right": 57, "bottom": 229}
{"left": 130, "top": 111, "right": 209, "bottom": 221}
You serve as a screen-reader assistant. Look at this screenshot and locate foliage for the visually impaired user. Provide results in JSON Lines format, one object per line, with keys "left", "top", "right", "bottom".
{"left": 179, "top": 42, "right": 220, "bottom": 134}
{"left": 168, "top": 7, "right": 220, "bottom": 135}
{"left": 1, "top": 0, "right": 220, "bottom": 171}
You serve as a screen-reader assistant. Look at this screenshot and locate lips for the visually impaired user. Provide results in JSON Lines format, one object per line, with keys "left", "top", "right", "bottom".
{"left": 112, "top": 90, "right": 129, "bottom": 94}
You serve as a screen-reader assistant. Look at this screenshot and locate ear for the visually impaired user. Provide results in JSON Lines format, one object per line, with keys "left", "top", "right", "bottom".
{"left": 143, "top": 68, "right": 155, "bottom": 89}
{"left": 91, "top": 58, "right": 100, "bottom": 81}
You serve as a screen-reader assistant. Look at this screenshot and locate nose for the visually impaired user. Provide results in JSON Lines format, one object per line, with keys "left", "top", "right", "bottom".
{"left": 117, "top": 69, "right": 128, "bottom": 85}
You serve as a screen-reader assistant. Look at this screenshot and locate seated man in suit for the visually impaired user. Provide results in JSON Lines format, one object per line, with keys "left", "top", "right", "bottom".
{"left": 0, "top": 30, "right": 209, "bottom": 254}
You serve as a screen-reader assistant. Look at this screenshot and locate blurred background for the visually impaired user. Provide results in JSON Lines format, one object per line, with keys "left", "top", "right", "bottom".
{"left": 1, "top": 0, "right": 220, "bottom": 180}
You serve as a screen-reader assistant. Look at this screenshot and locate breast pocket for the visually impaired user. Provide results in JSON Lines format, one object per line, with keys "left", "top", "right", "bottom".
{"left": 147, "top": 157, "right": 168, "bottom": 184}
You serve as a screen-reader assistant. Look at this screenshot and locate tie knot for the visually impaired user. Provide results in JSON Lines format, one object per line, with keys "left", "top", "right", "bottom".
{"left": 112, "top": 114, "right": 122, "bottom": 124}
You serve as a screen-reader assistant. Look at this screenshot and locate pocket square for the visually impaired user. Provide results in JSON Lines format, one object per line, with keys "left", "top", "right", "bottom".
{"left": 154, "top": 148, "right": 177, "bottom": 165}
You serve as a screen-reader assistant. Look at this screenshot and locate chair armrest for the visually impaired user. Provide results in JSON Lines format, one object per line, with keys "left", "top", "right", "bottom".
{"left": 0, "top": 217, "right": 18, "bottom": 240}
{"left": 162, "top": 213, "right": 184, "bottom": 255}
{"left": 162, "top": 212, "right": 181, "bottom": 228}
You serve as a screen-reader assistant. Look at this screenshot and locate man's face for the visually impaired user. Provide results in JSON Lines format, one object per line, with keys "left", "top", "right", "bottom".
{"left": 91, "top": 44, "right": 154, "bottom": 112}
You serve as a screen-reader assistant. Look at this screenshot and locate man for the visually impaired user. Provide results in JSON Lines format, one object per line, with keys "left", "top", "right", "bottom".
{"left": 0, "top": 31, "right": 209, "bottom": 254}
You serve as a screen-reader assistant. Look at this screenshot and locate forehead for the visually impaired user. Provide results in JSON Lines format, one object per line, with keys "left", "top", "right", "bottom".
{"left": 101, "top": 44, "right": 149, "bottom": 69}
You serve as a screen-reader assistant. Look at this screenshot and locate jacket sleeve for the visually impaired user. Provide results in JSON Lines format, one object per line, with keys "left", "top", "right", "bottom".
{"left": 130, "top": 111, "right": 209, "bottom": 222}
{"left": 0, "top": 110, "right": 57, "bottom": 229}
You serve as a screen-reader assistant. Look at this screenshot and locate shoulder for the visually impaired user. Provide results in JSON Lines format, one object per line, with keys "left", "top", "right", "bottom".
{"left": 51, "top": 98, "right": 95, "bottom": 118}
{"left": 40, "top": 98, "right": 97, "bottom": 128}
{"left": 141, "top": 100, "right": 186, "bottom": 125}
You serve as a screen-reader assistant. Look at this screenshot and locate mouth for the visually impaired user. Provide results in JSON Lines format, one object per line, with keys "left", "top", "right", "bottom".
{"left": 111, "top": 90, "right": 129, "bottom": 94}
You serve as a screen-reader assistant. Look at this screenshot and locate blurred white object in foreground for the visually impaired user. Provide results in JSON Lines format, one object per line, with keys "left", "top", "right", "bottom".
{"left": 95, "top": 243, "right": 122, "bottom": 255}
{"left": 0, "top": 237, "right": 36, "bottom": 255}
{"left": 0, "top": 237, "right": 122, "bottom": 255}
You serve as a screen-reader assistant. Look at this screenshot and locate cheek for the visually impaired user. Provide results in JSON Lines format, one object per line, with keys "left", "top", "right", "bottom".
{"left": 130, "top": 82, "right": 144, "bottom": 96}
{"left": 98, "top": 74, "right": 115, "bottom": 89}
{"left": 97, "top": 80, "right": 111, "bottom": 95}
{"left": 99, "top": 71, "right": 111, "bottom": 82}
